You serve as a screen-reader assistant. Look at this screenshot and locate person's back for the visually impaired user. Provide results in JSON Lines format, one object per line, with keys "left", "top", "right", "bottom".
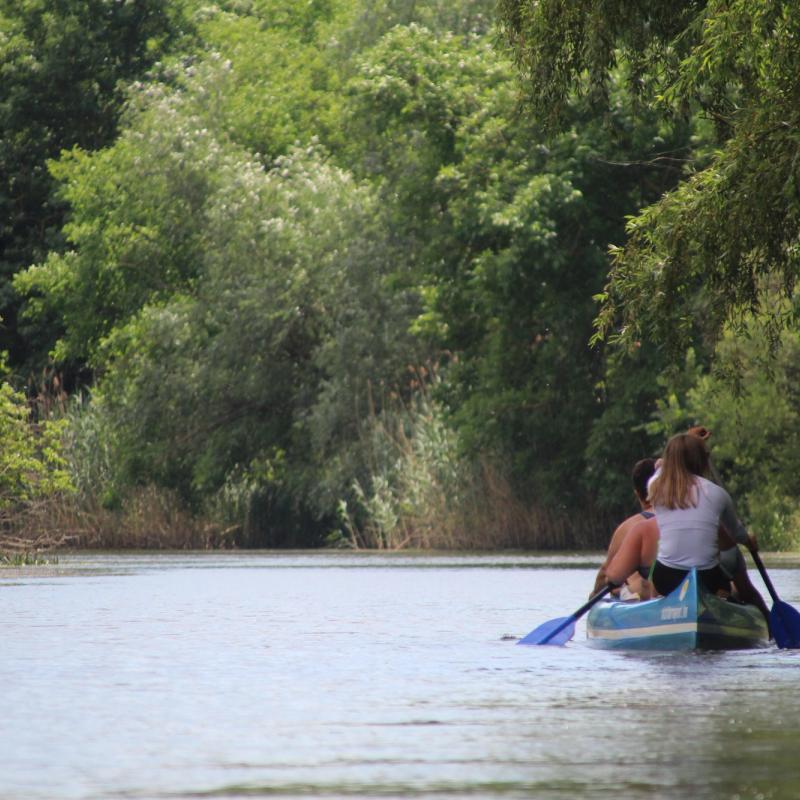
{"left": 655, "top": 475, "right": 735, "bottom": 570}
{"left": 648, "top": 434, "right": 741, "bottom": 596}
{"left": 592, "top": 458, "right": 656, "bottom": 598}
{"left": 605, "top": 430, "right": 769, "bottom": 630}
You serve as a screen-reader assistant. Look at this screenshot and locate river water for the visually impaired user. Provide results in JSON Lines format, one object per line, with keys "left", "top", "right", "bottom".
{"left": 1, "top": 552, "right": 799, "bottom": 800}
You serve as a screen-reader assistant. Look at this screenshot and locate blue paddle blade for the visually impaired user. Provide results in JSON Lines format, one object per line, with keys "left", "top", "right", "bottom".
{"left": 771, "top": 600, "right": 800, "bottom": 649}
{"left": 517, "top": 616, "right": 576, "bottom": 646}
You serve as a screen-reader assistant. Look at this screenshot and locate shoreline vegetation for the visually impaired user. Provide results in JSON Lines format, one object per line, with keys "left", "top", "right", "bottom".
{"left": 4, "top": 548, "right": 800, "bottom": 572}
{"left": 2, "top": 2, "right": 800, "bottom": 558}
{"left": 0, "top": 481, "right": 618, "bottom": 557}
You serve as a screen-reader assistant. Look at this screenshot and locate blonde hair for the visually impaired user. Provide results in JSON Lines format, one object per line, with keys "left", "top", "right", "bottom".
{"left": 649, "top": 433, "right": 710, "bottom": 510}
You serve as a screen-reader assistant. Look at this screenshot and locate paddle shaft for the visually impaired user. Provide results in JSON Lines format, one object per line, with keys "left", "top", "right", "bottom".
{"left": 538, "top": 583, "right": 614, "bottom": 644}
{"left": 750, "top": 550, "right": 781, "bottom": 605}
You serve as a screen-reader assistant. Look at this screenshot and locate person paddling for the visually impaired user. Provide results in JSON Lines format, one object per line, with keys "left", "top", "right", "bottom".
{"left": 592, "top": 458, "right": 657, "bottom": 600}
{"left": 607, "top": 433, "right": 757, "bottom": 598}
{"left": 686, "top": 427, "right": 769, "bottom": 621}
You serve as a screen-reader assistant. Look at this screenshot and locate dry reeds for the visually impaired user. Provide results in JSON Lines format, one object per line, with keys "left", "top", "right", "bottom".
{"left": 0, "top": 487, "right": 235, "bottom": 555}
{"left": 343, "top": 456, "right": 613, "bottom": 552}
{"left": 448, "top": 460, "right": 614, "bottom": 550}
{"left": 3, "top": 365, "right": 615, "bottom": 554}
{"left": 341, "top": 371, "right": 615, "bottom": 551}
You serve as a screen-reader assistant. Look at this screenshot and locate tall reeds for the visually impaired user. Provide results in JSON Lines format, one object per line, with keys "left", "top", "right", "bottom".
{"left": 0, "top": 488, "right": 234, "bottom": 554}
{"left": 338, "top": 375, "right": 613, "bottom": 551}
{"left": 0, "top": 380, "right": 231, "bottom": 556}
{"left": 2, "top": 368, "right": 614, "bottom": 555}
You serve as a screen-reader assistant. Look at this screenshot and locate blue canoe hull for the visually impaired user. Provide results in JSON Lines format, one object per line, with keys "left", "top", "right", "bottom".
{"left": 586, "top": 568, "right": 768, "bottom": 651}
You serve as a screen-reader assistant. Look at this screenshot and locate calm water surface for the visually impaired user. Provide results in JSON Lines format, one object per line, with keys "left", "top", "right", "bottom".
{"left": 2, "top": 552, "right": 800, "bottom": 800}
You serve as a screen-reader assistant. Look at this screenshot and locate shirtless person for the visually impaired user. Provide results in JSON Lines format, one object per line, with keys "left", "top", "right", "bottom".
{"left": 592, "top": 458, "right": 657, "bottom": 600}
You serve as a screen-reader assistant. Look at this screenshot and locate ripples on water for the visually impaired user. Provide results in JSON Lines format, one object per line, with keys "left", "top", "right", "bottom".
{"left": 1, "top": 552, "right": 799, "bottom": 800}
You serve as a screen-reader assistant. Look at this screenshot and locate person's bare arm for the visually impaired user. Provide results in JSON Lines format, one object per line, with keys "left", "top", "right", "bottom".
{"left": 606, "top": 517, "right": 659, "bottom": 587}
{"left": 592, "top": 517, "right": 636, "bottom": 594}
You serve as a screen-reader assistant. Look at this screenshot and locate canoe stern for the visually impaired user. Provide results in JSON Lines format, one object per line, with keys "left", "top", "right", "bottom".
{"left": 587, "top": 570, "right": 768, "bottom": 651}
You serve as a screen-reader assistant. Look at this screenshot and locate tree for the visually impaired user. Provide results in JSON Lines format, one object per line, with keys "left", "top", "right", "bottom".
{"left": 344, "top": 23, "right": 690, "bottom": 508}
{"left": 14, "top": 12, "right": 430, "bottom": 544}
{"left": 498, "top": 0, "right": 800, "bottom": 359}
{"left": 644, "top": 325, "right": 800, "bottom": 550}
{"left": 14, "top": 84, "right": 226, "bottom": 368}
{"left": 0, "top": 0, "right": 191, "bottom": 369}
{"left": 187, "top": 5, "right": 339, "bottom": 158}
{"left": 0, "top": 372, "right": 72, "bottom": 510}
{"left": 90, "top": 144, "right": 420, "bottom": 543}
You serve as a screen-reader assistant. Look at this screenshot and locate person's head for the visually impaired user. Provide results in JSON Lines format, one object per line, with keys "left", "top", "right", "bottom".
{"left": 649, "top": 433, "right": 710, "bottom": 509}
{"left": 631, "top": 458, "right": 656, "bottom": 504}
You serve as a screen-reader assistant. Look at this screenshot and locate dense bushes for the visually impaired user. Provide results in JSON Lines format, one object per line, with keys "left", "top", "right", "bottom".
{"left": 2, "top": 0, "right": 799, "bottom": 550}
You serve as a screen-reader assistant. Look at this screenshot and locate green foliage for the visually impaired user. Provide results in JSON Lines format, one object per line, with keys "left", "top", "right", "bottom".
{"left": 0, "top": 376, "right": 72, "bottom": 508}
{"left": 343, "top": 21, "right": 693, "bottom": 506}
{"left": 497, "top": 0, "right": 697, "bottom": 126}
{"left": 583, "top": 341, "right": 667, "bottom": 510}
{"left": 338, "top": 384, "right": 467, "bottom": 549}
{"left": 232, "top": 0, "right": 340, "bottom": 41}
{"left": 595, "top": 111, "right": 800, "bottom": 359}
{"left": 1, "top": 551, "right": 57, "bottom": 566}
{"left": 646, "top": 325, "right": 800, "bottom": 550}
{"left": 0, "top": 0, "right": 192, "bottom": 367}
{"left": 15, "top": 71, "right": 251, "bottom": 365}
{"left": 498, "top": 0, "right": 800, "bottom": 357}
{"left": 497, "top": 0, "right": 800, "bottom": 525}
{"left": 16, "top": 0, "right": 799, "bottom": 549}
{"left": 61, "top": 393, "right": 119, "bottom": 508}
{"left": 329, "top": 0, "right": 495, "bottom": 64}
{"left": 13, "top": 15, "right": 429, "bottom": 543}
{"left": 343, "top": 24, "right": 502, "bottom": 232}
{"left": 189, "top": 7, "right": 338, "bottom": 156}
{"left": 77, "top": 140, "right": 419, "bottom": 542}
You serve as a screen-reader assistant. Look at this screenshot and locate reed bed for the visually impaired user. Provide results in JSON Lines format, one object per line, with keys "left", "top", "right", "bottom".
{"left": 339, "top": 379, "right": 614, "bottom": 551}
{"left": 0, "top": 488, "right": 234, "bottom": 555}
{"left": 341, "top": 458, "right": 613, "bottom": 552}
{"left": 2, "top": 371, "right": 614, "bottom": 556}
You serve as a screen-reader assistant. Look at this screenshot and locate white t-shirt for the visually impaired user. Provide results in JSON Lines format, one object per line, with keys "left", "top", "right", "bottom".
{"left": 654, "top": 475, "right": 746, "bottom": 570}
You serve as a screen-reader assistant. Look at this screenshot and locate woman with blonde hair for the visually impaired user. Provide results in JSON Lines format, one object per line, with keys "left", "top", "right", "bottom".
{"left": 606, "top": 432, "right": 756, "bottom": 597}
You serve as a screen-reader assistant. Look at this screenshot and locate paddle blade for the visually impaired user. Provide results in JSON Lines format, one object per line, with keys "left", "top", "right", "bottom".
{"left": 517, "top": 616, "right": 576, "bottom": 646}
{"left": 770, "top": 600, "right": 800, "bottom": 649}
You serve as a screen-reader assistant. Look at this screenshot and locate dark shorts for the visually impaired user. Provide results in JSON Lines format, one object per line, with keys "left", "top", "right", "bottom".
{"left": 652, "top": 560, "right": 730, "bottom": 596}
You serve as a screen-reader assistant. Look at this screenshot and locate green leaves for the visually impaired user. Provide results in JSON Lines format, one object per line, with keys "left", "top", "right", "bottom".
{"left": 499, "top": 0, "right": 800, "bottom": 357}
{"left": 649, "top": 324, "right": 800, "bottom": 549}
{"left": 339, "top": 16, "right": 694, "bottom": 507}
{"left": 0, "top": 380, "right": 72, "bottom": 508}
{"left": 20, "top": 0, "right": 797, "bottom": 544}
{"left": 0, "top": 0, "right": 192, "bottom": 367}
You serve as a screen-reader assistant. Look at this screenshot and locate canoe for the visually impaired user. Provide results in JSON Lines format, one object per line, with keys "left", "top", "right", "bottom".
{"left": 586, "top": 568, "right": 769, "bottom": 651}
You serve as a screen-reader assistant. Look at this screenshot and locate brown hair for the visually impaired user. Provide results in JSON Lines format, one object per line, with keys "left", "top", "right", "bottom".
{"left": 631, "top": 458, "right": 656, "bottom": 503}
{"left": 649, "top": 433, "right": 709, "bottom": 509}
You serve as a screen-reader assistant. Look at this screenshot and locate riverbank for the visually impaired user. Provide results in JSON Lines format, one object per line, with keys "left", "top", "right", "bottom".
{"left": 0, "top": 481, "right": 618, "bottom": 554}
{"left": 5, "top": 548, "right": 800, "bottom": 576}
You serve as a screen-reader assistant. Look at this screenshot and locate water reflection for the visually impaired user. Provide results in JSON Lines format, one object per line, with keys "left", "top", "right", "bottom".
{"left": 1, "top": 553, "right": 798, "bottom": 799}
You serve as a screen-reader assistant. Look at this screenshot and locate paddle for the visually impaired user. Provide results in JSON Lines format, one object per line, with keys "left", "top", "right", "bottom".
{"left": 749, "top": 551, "right": 800, "bottom": 649}
{"left": 518, "top": 583, "right": 614, "bottom": 646}
{"left": 707, "top": 454, "right": 800, "bottom": 648}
